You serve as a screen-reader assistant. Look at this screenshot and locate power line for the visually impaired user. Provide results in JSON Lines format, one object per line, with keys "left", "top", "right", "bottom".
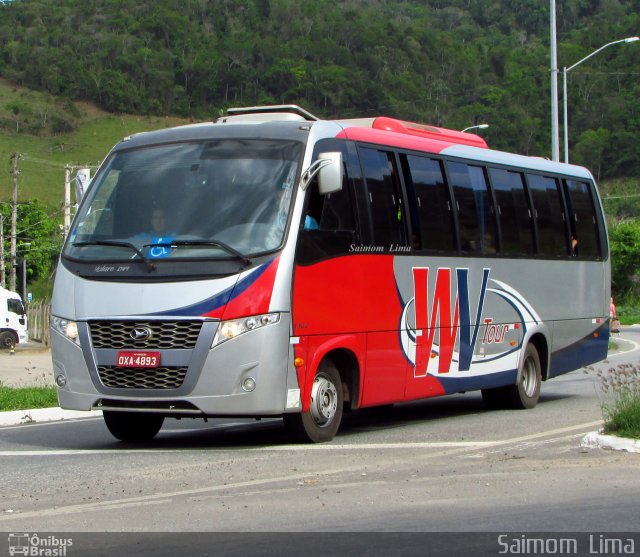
{"left": 20, "top": 155, "right": 99, "bottom": 169}
{"left": 602, "top": 193, "right": 640, "bottom": 200}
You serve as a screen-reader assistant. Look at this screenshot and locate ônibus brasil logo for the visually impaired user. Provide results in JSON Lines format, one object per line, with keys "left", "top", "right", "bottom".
{"left": 8, "top": 533, "right": 73, "bottom": 556}
{"left": 400, "top": 267, "right": 540, "bottom": 377}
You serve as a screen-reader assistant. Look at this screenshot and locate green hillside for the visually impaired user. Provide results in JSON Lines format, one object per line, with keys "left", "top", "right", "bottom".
{"left": 0, "top": 78, "right": 189, "bottom": 207}
{"left": 2, "top": 75, "right": 639, "bottom": 220}
{"left": 2, "top": 0, "right": 640, "bottom": 179}
{"left": 1, "top": 0, "right": 639, "bottom": 303}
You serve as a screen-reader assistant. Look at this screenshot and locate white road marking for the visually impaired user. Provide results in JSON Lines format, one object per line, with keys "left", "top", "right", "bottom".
{"left": 0, "top": 420, "right": 602, "bottom": 457}
{"left": 608, "top": 335, "right": 640, "bottom": 358}
{"left": 252, "top": 420, "right": 603, "bottom": 451}
{"left": 0, "top": 466, "right": 365, "bottom": 521}
{"left": 0, "top": 417, "right": 103, "bottom": 431}
{"left": 0, "top": 419, "right": 605, "bottom": 522}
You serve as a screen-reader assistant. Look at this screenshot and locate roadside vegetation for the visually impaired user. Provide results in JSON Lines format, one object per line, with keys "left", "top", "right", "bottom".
{"left": 603, "top": 196, "right": 640, "bottom": 324}
{"left": 598, "top": 364, "right": 640, "bottom": 440}
{"left": 0, "top": 382, "right": 57, "bottom": 411}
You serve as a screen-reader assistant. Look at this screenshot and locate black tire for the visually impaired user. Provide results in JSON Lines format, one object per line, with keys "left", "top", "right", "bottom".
{"left": 0, "top": 331, "right": 16, "bottom": 349}
{"left": 103, "top": 410, "right": 164, "bottom": 442}
{"left": 482, "top": 344, "right": 542, "bottom": 410}
{"left": 481, "top": 385, "right": 509, "bottom": 409}
{"left": 284, "top": 361, "right": 343, "bottom": 443}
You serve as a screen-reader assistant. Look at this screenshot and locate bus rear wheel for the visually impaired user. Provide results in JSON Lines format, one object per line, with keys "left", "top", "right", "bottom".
{"left": 482, "top": 344, "right": 541, "bottom": 410}
{"left": 507, "top": 343, "right": 542, "bottom": 409}
{"left": 284, "top": 361, "right": 343, "bottom": 443}
{"left": 103, "top": 410, "right": 164, "bottom": 442}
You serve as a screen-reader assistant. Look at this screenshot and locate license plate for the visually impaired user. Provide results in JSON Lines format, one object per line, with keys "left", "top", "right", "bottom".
{"left": 116, "top": 351, "right": 160, "bottom": 368}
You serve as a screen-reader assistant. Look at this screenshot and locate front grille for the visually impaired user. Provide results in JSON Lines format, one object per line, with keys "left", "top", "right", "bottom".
{"left": 98, "top": 366, "right": 188, "bottom": 389}
{"left": 89, "top": 320, "right": 202, "bottom": 349}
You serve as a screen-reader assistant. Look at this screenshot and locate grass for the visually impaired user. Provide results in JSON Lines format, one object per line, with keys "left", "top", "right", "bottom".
{"left": 0, "top": 78, "right": 189, "bottom": 208}
{"left": 617, "top": 305, "right": 640, "bottom": 326}
{"left": 0, "top": 383, "right": 58, "bottom": 411}
{"left": 598, "top": 364, "right": 640, "bottom": 440}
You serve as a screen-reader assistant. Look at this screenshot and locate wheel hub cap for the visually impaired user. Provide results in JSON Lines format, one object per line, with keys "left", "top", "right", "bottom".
{"left": 309, "top": 373, "right": 338, "bottom": 427}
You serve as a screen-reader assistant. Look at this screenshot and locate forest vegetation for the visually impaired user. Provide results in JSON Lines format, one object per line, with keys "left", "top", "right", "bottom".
{"left": 1, "top": 0, "right": 640, "bottom": 177}
{"left": 0, "top": 0, "right": 639, "bottom": 300}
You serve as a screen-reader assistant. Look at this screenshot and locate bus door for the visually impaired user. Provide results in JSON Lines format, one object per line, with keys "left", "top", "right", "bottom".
{"left": 356, "top": 146, "right": 412, "bottom": 406}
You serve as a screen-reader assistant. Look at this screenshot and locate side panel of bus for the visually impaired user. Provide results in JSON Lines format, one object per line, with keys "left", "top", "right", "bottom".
{"left": 291, "top": 137, "right": 609, "bottom": 410}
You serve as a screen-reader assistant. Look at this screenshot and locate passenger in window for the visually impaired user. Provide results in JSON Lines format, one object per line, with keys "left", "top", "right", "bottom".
{"left": 571, "top": 235, "right": 578, "bottom": 256}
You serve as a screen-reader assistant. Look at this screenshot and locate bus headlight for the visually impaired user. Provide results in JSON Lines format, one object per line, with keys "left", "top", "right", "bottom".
{"left": 212, "top": 313, "right": 280, "bottom": 347}
{"left": 51, "top": 316, "right": 80, "bottom": 345}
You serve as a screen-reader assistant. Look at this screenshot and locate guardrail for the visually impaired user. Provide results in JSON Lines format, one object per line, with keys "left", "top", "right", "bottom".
{"left": 27, "top": 300, "right": 51, "bottom": 346}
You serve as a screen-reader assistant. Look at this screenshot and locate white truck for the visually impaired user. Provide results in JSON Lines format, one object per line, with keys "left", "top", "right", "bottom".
{"left": 0, "top": 287, "right": 28, "bottom": 349}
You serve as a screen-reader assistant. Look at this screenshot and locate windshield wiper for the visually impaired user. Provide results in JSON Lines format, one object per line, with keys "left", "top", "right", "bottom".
{"left": 72, "top": 240, "right": 156, "bottom": 272}
{"left": 149, "top": 240, "right": 251, "bottom": 267}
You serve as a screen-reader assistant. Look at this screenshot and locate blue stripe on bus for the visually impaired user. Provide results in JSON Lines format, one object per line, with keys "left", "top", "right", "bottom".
{"left": 150, "top": 260, "right": 273, "bottom": 317}
{"left": 437, "top": 368, "right": 517, "bottom": 394}
{"left": 549, "top": 323, "right": 609, "bottom": 378}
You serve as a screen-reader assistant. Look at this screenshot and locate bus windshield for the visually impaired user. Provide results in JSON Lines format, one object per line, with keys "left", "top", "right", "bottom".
{"left": 64, "top": 139, "right": 302, "bottom": 263}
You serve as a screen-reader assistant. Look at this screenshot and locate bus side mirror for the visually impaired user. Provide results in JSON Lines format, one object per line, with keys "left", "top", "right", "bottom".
{"left": 317, "top": 152, "right": 343, "bottom": 195}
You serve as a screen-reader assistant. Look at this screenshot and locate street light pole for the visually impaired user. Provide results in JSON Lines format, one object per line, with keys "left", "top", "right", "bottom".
{"left": 550, "top": 0, "right": 560, "bottom": 161}
{"left": 562, "top": 36, "right": 639, "bottom": 163}
{"left": 461, "top": 124, "right": 489, "bottom": 133}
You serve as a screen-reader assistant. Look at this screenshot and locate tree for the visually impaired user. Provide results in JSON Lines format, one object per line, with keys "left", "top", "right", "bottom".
{"left": 609, "top": 219, "right": 640, "bottom": 300}
{"left": 1, "top": 200, "right": 63, "bottom": 288}
{"left": 572, "top": 128, "right": 611, "bottom": 182}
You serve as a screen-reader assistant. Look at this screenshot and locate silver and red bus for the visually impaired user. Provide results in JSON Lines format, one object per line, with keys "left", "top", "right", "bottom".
{"left": 51, "top": 105, "right": 610, "bottom": 442}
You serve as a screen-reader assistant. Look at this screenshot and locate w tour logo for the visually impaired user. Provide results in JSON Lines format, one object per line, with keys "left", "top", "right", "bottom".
{"left": 400, "top": 267, "right": 538, "bottom": 378}
{"left": 409, "top": 267, "right": 490, "bottom": 376}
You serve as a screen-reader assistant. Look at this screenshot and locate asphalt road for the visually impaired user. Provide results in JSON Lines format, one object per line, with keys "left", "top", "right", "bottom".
{"left": 1, "top": 330, "right": 639, "bottom": 555}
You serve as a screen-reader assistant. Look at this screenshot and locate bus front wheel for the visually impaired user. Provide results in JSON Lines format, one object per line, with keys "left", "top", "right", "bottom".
{"left": 284, "top": 361, "right": 343, "bottom": 443}
{"left": 103, "top": 410, "right": 164, "bottom": 442}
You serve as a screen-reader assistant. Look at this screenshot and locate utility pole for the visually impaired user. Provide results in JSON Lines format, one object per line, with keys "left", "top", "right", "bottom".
{"left": 64, "top": 165, "right": 71, "bottom": 239}
{"left": 0, "top": 213, "right": 4, "bottom": 288}
{"left": 9, "top": 153, "right": 19, "bottom": 292}
{"left": 550, "top": 0, "right": 560, "bottom": 161}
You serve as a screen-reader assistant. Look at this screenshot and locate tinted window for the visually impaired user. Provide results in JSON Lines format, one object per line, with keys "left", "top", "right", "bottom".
{"left": 488, "top": 168, "right": 535, "bottom": 255}
{"left": 296, "top": 144, "right": 358, "bottom": 265}
{"left": 402, "top": 155, "right": 456, "bottom": 252}
{"left": 360, "top": 147, "right": 407, "bottom": 247}
{"left": 448, "top": 162, "right": 497, "bottom": 254}
{"left": 66, "top": 140, "right": 303, "bottom": 261}
{"left": 563, "top": 179, "right": 601, "bottom": 258}
{"left": 527, "top": 174, "right": 568, "bottom": 257}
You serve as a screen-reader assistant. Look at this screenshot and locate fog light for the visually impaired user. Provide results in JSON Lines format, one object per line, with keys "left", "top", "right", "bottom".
{"left": 56, "top": 374, "right": 67, "bottom": 388}
{"left": 242, "top": 377, "right": 256, "bottom": 392}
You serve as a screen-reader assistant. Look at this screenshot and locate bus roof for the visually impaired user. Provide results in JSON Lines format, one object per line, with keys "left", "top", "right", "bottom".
{"left": 115, "top": 105, "right": 594, "bottom": 181}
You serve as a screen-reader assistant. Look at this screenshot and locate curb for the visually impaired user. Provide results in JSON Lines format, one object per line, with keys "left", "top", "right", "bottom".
{"left": 581, "top": 431, "right": 640, "bottom": 454}
{"left": 0, "top": 407, "right": 102, "bottom": 427}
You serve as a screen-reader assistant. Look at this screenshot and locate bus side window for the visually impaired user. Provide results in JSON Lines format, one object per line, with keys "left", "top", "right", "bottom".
{"left": 527, "top": 174, "right": 569, "bottom": 257}
{"left": 448, "top": 161, "right": 498, "bottom": 254}
{"left": 296, "top": 167, "right": 357, "bottom": 265}
{"left": 563, "top": 179, "right": 601, "bottom": 258}
{"left": 359, "top": 147, "right": 408, "bottom": 248}
{"left": 488, "top": 168, "right": 535, "bottom": 255}
{"left": 402, "top": 154, "right": 456, "bottom": 253}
